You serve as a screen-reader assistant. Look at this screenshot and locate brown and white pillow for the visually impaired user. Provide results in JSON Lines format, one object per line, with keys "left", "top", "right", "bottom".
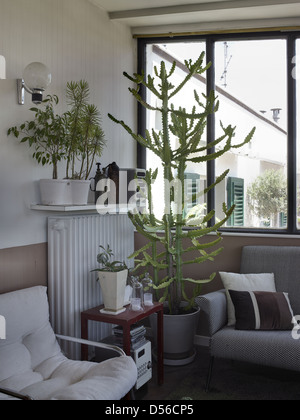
{"left": 229, "top": 290, "right": 294, "bottom": 331}
{"left": 219, "top": 272, "right": 276, "bottom": 326}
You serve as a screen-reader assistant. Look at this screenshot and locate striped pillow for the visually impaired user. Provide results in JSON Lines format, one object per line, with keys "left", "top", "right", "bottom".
{"left": 229, "top": 290, "right": 294, "bottom": 331}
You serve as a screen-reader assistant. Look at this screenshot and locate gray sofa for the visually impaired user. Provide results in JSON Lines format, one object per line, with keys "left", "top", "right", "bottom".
{"left": 196, "top": 246, "right": 300, "bottom": 391}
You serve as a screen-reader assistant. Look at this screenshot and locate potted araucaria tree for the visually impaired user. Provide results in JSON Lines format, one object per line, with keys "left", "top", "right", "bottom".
{"left": 109, "top": 52, "right": 256, "bottom": 365}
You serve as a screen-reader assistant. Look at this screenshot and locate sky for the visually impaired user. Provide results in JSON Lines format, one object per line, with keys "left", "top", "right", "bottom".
{"left": 163, "top": 38, "right": 290, "bottom": 131}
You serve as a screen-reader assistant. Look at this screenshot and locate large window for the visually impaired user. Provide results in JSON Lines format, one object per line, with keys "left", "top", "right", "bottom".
{"left": 145, "top": 42, "right": 207, "bottom": 219}
{"left": 138, "top": 32, "right": 300, "bottom": 234}
{"left": 215, "top": 39, "right": 288, "bottom": 229}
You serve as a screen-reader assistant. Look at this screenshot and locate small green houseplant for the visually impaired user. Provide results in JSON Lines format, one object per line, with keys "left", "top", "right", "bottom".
{"left": 93, "top": 245, "right": 128, "bottom": 273}
{"left": 109, "top": 52, "right": 255, "bottom": 363}
{"left": 8, "top": 94, "right": 71, "bottom": 205}
{"left": 8, "top": 95, "right": 66, "bottom": 180}
{"left": 92, "top": 245, "right": 128, "bottom": 315}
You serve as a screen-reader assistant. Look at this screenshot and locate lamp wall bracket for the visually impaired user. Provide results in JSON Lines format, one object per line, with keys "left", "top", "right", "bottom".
{"left": 17, "top": 79, "right": 44, "bottom": 106}
{"left": 17, "top": 79, "right": 25, "bottom": 105}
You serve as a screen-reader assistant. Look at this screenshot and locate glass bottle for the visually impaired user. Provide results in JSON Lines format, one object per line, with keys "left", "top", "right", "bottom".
{"left": 130, "top": 276, "right": 144, "bottom": 311}
{"left": 142, "top": 273, "right": 154, "bottom": 306}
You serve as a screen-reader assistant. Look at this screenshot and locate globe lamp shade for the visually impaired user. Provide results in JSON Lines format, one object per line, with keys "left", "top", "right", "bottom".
{"left": 23, "top": 62, "right": 52, "bottom": 104}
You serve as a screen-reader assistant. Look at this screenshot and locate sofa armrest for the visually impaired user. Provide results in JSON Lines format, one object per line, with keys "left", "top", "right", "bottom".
{"left": 195, "top": 290, "right": 227, "bottom": 336}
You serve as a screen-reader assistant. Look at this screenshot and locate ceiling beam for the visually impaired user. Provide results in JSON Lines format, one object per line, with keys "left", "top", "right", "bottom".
{"left": 109, "top": 0, "right": 300, "bottom": 20}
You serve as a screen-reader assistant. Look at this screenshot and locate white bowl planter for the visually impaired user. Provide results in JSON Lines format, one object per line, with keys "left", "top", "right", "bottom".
{"left": 39, "top": 179, "right": 91, "bottom": 206}
{"left": 71, "top": 180, "right": 91, "bottom": 205}
{"left": 98, "top": 269, "right": 128, "bottom": 316}
{"left": 39, "top": 179, "right": 72, "bottom": 206}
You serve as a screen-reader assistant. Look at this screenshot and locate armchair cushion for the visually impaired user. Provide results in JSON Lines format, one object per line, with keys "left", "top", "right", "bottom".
{"left": 0, "top": 287, "right": 137, "bottom": 400}
{"left": 0, "top": 286, "right": 61, "bottom": 383}
{"left": 211, "top": 327, "right": 300, "bottom": 372}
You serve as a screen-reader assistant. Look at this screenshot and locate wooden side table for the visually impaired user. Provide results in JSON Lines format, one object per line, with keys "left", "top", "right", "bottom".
{"left": 81, "top": 302, "right": 164, "bottom": 385}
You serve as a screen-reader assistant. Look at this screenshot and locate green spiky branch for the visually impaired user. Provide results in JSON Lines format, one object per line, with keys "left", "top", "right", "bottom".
{"left": 109, "top": 52, "right": 255, "bottom": 314}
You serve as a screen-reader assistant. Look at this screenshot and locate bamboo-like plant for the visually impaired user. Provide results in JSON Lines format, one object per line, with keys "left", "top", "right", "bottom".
{"left": 109, "top": 52, "right": 256, "bottom": 315}
{"left": 65, "top": 80, "right": 106, "bottom": 180}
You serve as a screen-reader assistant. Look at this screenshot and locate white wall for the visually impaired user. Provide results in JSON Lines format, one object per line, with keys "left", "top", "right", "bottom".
{"left": 0, "top": 0, "right": 137, "bottom": 249}
{"left": 0, "top": 56, "right": 5, "bottom": 79}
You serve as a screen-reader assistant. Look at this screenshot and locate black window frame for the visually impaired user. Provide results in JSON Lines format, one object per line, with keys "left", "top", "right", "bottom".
{"left": 137, "top": 31, "right": 300, "bottom": 235}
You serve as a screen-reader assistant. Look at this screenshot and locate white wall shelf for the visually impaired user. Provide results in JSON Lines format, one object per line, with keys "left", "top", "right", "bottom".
{"left": 31, "top": 204, "right": 97, "bottom": 212}
{"left": 30, "top": 204, "right": 132, "bottom": 214}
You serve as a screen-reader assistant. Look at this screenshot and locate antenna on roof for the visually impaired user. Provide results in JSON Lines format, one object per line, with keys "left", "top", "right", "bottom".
{"left": 220, "top": 42, "right": 232, "bottom": 89}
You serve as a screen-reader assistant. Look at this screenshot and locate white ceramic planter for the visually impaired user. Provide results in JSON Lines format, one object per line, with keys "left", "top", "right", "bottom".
{"left": 39, "top": 179, "right": 91, "bottom": 206}
{"left": 98, "top": 269, "right": 128, "bottom": 315}
{"left": 39, "top": 179, "right": 72, "bottom": 206}
{"left": 70, "top": 180, "right": 90, "bottom": 205}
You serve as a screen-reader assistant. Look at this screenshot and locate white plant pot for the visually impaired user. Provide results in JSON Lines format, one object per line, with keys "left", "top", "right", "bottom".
{"left": 39, "top": 179, "right": 72, "bottom": 206}
{"left": 71, "top": 180, "right": 91, "bottom": 205}
{"left": 98, "top": 269, "right": 128, "bottom": 315}
{"left": 150, "top": 302, "right": 200, "bottom": 366}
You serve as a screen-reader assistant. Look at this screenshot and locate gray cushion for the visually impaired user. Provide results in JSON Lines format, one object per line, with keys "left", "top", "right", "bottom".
{"left": 211, "top": 326, "right": 300, "bottom": 372}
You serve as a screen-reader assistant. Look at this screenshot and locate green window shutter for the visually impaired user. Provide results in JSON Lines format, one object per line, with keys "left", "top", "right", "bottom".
{"left": 279, "top": 212, "right": 287, "bottom": 228}
{"left": 184, "top": 173, "right": 200, "bottom": 217}
{"left": 227, "top": 177, "right": 244, "bottom": 227}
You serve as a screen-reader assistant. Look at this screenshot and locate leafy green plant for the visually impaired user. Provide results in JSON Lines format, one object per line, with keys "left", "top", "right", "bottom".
{"left": 7, "top": 95, "right": 67, "bottom": 179}
{"left": 65, "top": 81, "right": 106, "bottom": 180}
{"left": 92, "top": 245, "right": 128, "bottom": 273}
{"left": 109, "top": 52, "right": 255, "bottom": 314}
{"left": 247, "top": 169, "right": 287, "bottom": 227}
{"left": 8, "top": 81, "right": 106, "bottom": 181}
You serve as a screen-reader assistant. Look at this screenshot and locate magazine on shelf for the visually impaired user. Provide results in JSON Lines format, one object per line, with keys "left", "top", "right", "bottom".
{"left": 113, "top": 324, "right": 146, "bottom": 337}
{"left": 101, "top": 334, "right": 147, "bottom": 351}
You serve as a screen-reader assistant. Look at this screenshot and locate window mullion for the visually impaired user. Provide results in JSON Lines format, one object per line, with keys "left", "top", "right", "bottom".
{"left": 287, "top": 35, "right": 297, "bottom": 233}
{"left": 206, "top": 38, "right": 216, "bottom": 227}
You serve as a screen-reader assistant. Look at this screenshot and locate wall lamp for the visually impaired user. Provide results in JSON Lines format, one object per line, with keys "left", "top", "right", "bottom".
{"left": 17, "top": 62, "right": 51, "bottom": 105}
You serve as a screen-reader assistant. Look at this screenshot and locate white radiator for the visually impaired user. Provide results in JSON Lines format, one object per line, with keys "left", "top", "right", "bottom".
{"left": 48, "top": 214, "right": 135, "bottom": 360}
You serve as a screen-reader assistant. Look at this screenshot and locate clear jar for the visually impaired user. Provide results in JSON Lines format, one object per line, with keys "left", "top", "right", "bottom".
{"left": 130, "top": 276, "right": 144, "bottom": 311}
{"left": 142, "top": 273, "right": 154, "bottom": 306}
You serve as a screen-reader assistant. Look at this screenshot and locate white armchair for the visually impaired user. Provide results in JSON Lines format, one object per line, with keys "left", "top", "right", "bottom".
{"left": 0, "top": 286, "right": 137, "bottom": 400}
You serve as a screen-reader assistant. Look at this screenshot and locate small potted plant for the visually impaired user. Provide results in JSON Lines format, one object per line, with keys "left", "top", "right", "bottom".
{"left": 7, "top": 95, "right": 71, "bottom": 205}
{"left": 92, "top": 245, "right": 128, "bottom": 315}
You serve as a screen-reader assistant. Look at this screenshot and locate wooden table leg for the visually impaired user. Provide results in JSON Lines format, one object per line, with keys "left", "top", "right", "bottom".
{"left": 123, "top": 324, "right": 131, "bottom": 356}
{"left": 81, "top": 314, "right": 89, "bottom": 361}
{"left": 157, "top": 308, "right": 164, "bottom": 385}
